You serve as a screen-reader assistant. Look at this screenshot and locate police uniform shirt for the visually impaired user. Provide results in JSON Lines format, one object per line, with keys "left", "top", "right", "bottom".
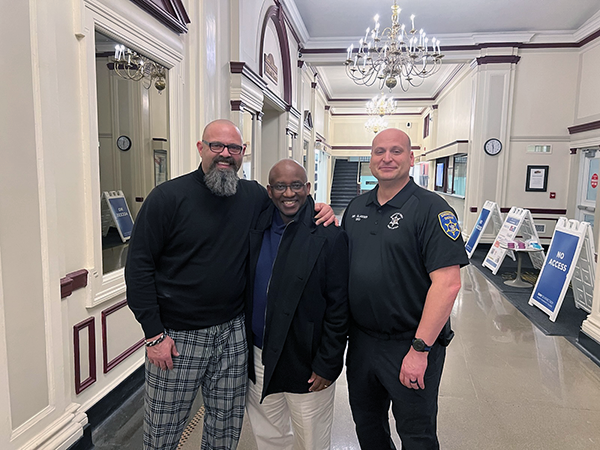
{"left": 342, "top": 178, "right": 469, "bottom": 335}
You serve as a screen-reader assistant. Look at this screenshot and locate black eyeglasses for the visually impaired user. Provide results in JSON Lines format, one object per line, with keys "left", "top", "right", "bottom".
{"left": 202, "top": 140, "right": 245, "bottom": 155}
{"left": 270, "top": 182, "right": 308, "bottom": 192}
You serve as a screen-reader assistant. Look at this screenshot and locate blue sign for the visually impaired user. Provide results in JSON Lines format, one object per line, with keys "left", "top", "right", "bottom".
{"left": 531, "top": 231, "right": 579, "bottom": 314}
{"left": 108, "top": 196, "right": 134, "bottom": 240}
{"left": 465, "top": 208, "right": 490, "bottom": 254}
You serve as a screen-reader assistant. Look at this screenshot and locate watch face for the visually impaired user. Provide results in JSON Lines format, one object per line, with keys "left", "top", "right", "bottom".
{"left": 117, "top": 135, "right": 131, "bottom": 151}
{"left": 484, "top": 138, "right": 502, "bottom": 156}
{"left": 412, "top": 338, "right": 428, "bottom": 352}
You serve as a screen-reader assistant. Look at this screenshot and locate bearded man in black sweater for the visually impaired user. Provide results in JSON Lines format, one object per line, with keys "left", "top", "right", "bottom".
{"left": 126, "top": 119, "right": 334, "bottom": 450}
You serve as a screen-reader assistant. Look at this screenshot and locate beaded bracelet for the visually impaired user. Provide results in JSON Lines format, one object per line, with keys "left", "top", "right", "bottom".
{"left": 145, "top": 332, "right": 166, "bottom": 347}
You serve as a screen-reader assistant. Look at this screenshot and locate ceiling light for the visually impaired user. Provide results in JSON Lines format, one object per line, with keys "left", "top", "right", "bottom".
{"left": 345, "top": 0, "right": 443, "bottom": 92}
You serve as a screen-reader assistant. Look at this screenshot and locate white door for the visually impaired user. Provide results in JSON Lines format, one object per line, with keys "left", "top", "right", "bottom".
{"left": 576, "top": 150, "right": 600, "bottom": 229}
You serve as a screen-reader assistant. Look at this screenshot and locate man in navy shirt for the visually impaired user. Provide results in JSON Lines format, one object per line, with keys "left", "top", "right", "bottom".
{"left": 342, "top": 128, "right": 469, "bottom": 450}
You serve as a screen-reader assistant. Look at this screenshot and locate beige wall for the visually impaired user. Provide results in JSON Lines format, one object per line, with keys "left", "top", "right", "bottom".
{"left": 330, "top": 115, "right": 422, "bottom": 149}
{"left": 577, "top": 41, "right": 600, "bottom": 122}
{"left": 436, "top": 71, "right": 473, "bottom": 148}
{"left": 512, "top": 51, "right": 579, "bottom": 137}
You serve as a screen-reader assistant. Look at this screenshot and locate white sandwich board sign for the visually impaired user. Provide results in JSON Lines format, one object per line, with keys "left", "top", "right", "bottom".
{"left": 529, "top": 218, "right": 596, "bottom": 322}
{"left": 483, "top": 207, "right": 545, "bottom": 275}
{"left": 465, "top": 200, "right": 503, "bottom": 259}
{"left": 102, "top": 191, "right": 134, "bottom": 242}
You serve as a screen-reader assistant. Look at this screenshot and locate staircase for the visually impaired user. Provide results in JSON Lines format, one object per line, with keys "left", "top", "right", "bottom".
{"left": 330, "top": 159, "right": 360, "bottom": 212}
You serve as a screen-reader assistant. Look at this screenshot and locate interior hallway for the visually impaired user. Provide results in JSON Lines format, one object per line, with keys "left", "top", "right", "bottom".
{"left": 93, "top": 264, "right": 600, "bottom": 449}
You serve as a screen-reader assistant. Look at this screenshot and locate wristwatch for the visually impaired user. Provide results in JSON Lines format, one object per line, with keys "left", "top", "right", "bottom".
{"left": 411, "top": 338, "right": 432, "bottom": 352}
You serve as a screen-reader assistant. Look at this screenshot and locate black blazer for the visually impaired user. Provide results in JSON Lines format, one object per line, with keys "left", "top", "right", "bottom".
{"left": 246, "top": 196, "right": 349, "bottom": 400}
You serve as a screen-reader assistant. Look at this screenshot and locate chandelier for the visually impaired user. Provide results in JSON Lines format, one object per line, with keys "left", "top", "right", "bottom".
{"left": 345, "top": 0, "right": 443, "bottom": 92}
{"left": 112, "top": 45, "right": 167, "bottom": 93}
{"left": 365, "top": 116, "right": 389, "bottom": 134}
{"left": 366, "top": 93, "right": 396, "bottom": 116}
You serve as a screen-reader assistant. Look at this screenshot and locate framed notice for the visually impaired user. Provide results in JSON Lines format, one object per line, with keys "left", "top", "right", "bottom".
{"left": 526, "top": 165, "right": 549, "bottom": 192}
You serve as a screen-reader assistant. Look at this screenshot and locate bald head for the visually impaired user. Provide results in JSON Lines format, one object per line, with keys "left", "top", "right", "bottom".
{"left": 202, "top": 119, "right": 242, "bottom": 142}
{"left": 372, "top": 128, "right": 411, "bottom": 150}
{"left": 269, "top": 159, "right": 307, "bottom": 185}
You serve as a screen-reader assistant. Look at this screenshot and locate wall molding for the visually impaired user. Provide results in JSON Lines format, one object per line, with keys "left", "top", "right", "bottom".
{"left": 423, "top": 140, "right": 469, "bottom": 155}
{"left": 60, "top": 269, "right": 89, "bottom": 299}
{"left": 129, "top": 0, "right": 190, "bottom": 34}
{"left": 101, "top": 300, "right": 144, "bottom": 374}
{"left": 259, "top": 4, "right": 292, "bottom": 104}
{"left": 331, "top": 145, "right": 421, "bottom": 151}
{"left": 568, "top": 120, "right": 600, "bottom": 135}
{"left": 499, "top": 208, "right": 567, "bottom": 215}
{"left": 74, "top": 318, "right": 96, "bottom": 394}
{"left": 299, "top": 28, "right": 600, "bottom": 54}
{"left": 474, "top": 55, "right": 521, "bottom": 65}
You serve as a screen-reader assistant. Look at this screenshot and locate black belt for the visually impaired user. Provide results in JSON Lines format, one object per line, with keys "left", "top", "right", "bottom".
{"left": 353, "top": 322, "right": 415, "bottom": 341}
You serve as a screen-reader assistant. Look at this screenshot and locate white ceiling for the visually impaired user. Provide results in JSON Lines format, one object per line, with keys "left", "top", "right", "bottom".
{"left": 283, "top": 0, "right": 600, "bottom": 111}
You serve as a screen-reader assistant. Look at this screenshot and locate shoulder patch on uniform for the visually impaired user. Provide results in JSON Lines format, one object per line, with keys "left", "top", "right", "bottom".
{"left": 438, "top": 211, "right": 461, "bottom": 240}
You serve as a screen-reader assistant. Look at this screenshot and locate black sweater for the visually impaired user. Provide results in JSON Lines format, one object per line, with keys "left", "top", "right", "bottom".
{"left": 125, "top": 166, "right": 268, "bottom": 338}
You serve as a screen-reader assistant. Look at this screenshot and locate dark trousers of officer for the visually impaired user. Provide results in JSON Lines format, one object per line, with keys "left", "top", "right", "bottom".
{"left": 346, "top": 327, "right": 446, "bottom": 450}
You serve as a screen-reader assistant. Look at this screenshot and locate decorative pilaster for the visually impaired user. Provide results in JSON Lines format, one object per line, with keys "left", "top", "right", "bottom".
{"left": 463, "top": 50, "right": 520, "bottom": 235}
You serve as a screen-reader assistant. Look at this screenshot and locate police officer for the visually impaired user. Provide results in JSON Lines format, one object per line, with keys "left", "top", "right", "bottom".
{"left": 342, "top": 128, "right": 469, "bottom": 450}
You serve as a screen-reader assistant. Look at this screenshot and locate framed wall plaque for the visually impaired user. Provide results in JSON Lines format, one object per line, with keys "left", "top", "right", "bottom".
{"left": 526, "top": 165, "right": 549, "bottom": 192}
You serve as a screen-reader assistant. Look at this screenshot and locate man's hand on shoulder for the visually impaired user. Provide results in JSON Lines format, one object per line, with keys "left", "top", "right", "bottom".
{"left": 314, "top": 203, "right": 339, "bottom": 227}
{"left": 147, "top": 334, "right": 179, "bottom": 370}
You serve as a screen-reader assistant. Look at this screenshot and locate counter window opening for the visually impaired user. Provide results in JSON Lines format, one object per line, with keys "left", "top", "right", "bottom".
{"left": 434, "top": 154, "right": 467, "bottom": 197}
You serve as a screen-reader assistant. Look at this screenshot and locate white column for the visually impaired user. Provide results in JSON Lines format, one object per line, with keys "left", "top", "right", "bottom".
{"left": 582, "top": 264, "right": 600, "bottom": 343}
{"left": 463, "top": 51, "right": 520, "bottom": 236}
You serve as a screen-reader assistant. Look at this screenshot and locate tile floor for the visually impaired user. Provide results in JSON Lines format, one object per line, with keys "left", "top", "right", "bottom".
{"left": 93, "top": 265, "right": 600, "bottom": 449}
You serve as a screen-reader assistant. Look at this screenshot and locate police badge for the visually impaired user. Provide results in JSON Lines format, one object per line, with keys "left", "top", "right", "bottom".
{"left": 438, "top": 211, "right": 461, "bottom": 240}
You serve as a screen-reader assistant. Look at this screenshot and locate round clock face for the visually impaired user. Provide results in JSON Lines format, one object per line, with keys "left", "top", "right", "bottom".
{"left": 484, "top": 138, "right": 502, "bottom": 156}
{"left": 117, "top": 135, "right": 132, "bottom": 151}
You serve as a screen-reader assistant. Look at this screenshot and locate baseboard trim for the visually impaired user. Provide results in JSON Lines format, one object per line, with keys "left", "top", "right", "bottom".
{"left": 575, "top": 331, "right": 600, "bottom": 368}
{"left": 67, "top": 365, "right": 145, "bottom": 450}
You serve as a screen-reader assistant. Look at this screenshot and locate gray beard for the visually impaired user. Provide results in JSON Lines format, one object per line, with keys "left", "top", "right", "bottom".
{"left": 204, "top": 166, "right": 239, "bottom": 197}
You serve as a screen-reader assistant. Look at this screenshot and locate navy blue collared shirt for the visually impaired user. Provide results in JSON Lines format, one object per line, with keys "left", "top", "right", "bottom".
{"left": 252, "top": 210, "right": 286, "bottom": 348}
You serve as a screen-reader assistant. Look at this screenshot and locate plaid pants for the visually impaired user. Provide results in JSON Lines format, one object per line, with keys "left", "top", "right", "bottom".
{"left": 143, "top": 314, "right": 248, "bottom": 450}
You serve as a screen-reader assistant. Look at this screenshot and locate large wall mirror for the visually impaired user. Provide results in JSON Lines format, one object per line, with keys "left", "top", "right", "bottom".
{"left": 95, "top": 31, "right": 170, "bottom": 274}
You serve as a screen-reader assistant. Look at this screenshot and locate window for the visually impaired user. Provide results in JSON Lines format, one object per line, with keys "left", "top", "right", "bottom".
{"left": 434, "top": 154, "right": 467, "bottom": 196}
{"left": 412, "top": 162, "right": 429, "bottom": 188}
{"left": 453, "top": 155, "right": 467, "bottom": 196}
{"left": 435, "top": 158, "right": 447, "bottom": 191}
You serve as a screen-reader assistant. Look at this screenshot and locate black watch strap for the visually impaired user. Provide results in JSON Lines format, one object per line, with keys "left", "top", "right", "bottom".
{"left": 412, "top": 338, "right": 432, "bottom": 352}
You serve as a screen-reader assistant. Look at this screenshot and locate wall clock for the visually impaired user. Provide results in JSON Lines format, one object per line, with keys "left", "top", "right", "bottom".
{"left": 484, "top": 138, "right": 502, "bottom": 156}
{"left": 117, "top": 135, "right": 132, "bottom": 151}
